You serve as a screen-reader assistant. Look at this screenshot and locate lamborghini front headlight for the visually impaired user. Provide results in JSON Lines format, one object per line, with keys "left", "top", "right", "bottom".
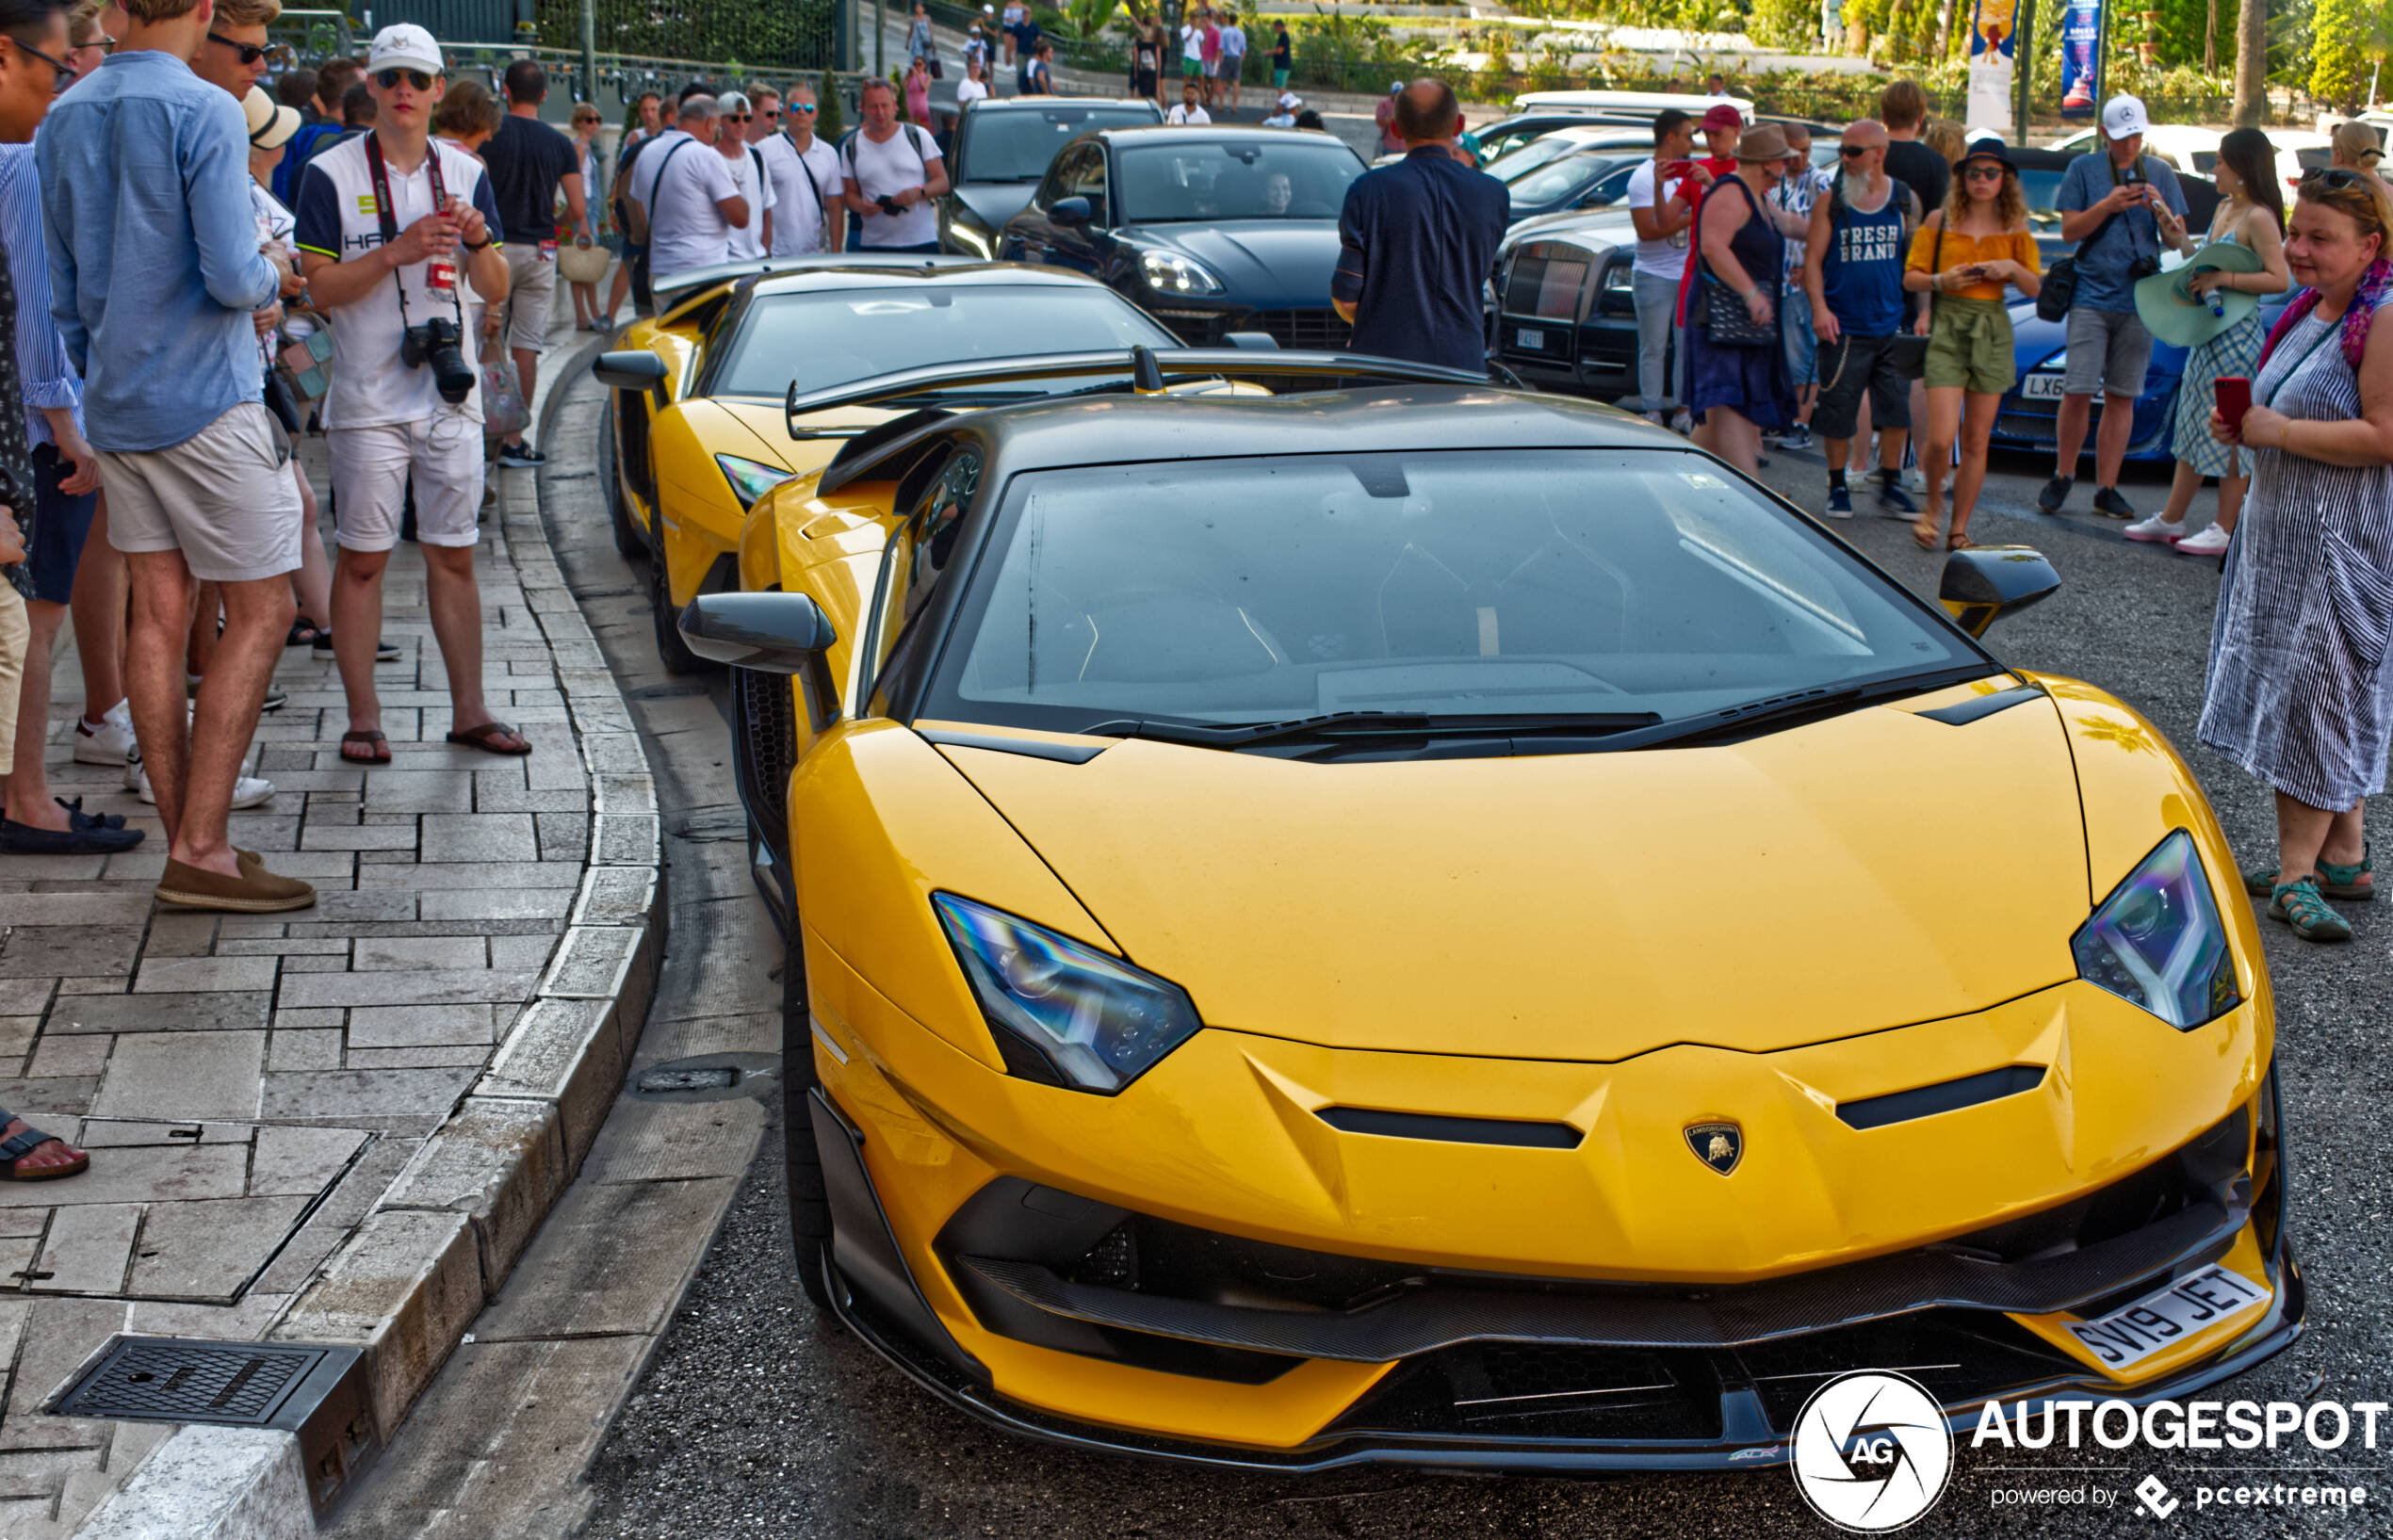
{"left": 934, "top": 893, "right": 1202, "bottom": 1093}
{"left": 717, "top": 454, "right": 796, "bottom": 508}
{"left": 2072, "top": 830, "right": 2240, "bottom": 1029}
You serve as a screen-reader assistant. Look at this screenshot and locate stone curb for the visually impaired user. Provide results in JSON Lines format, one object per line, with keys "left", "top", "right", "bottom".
{"left": 71, "top": 330, "right": 662, "bottom": 1537}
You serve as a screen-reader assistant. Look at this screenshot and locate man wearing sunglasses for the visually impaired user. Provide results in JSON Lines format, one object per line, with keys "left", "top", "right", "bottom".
{"left": 480, "top": 58, "right": 584, "bottom": 470}
{"left": 294, "top": 24, "right": 526, "bottom": 770}
{"left": 190, "top": 0, "right": 280, "bottom": 97}
{"left": 711, "top": 89, "right": 773, "bottom": 262}
{"left": 757, "top": 78, "right": 841, "bottom": 257}
{"left": 41, "top": 0, "right": 310, "bottom": 914}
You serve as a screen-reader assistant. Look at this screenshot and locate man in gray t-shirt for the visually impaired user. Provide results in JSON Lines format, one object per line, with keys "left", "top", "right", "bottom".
{"left": 2039, "top": 93, "right": 2190, "bottom": 521}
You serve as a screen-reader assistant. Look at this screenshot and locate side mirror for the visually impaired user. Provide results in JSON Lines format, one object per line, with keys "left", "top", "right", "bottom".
{"left": 1223, "top": 331, "right": 1280, "bottom": 350}
{"left": 1050, "top": 195, "right": 1092, "bottom": 228}
{"left": 681, "top": 592, "right": 842, "bottom": 731}
{"left": 1939, "top": 545, "right": 2060, "bottom": 638}
{"left": 592, "top": 350, "right": 670, "bottom": 392}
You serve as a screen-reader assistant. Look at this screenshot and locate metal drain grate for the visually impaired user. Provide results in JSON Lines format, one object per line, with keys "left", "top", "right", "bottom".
{"left": 52, "top": 1337, "right": 380, "bottom": 1516}
{"left": 57, "top": 1339, "right": 323, "bottom": 1425}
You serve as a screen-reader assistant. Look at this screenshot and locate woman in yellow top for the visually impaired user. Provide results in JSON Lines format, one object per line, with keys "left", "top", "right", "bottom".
{"left": 1902, "top": 137, "right": 2042, "bottom": 550}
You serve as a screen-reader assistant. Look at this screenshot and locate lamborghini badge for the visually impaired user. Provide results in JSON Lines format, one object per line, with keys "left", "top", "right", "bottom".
{"left": 1685, "top": 1122, "right": 1743, "bottom": 1175}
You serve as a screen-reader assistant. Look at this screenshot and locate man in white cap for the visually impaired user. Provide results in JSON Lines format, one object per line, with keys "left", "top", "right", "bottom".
{"left": 2041, "top": 91, "right": 2192, "bottom": 520}
{"left": 710, "top": 90, "right": 773, "bottom": 260}
{"left": 295, "top": 24, "right": 529, "bottom": 772}
{"left": 40, "top": 0, "right": 310, "bottom": 911}
{"left": 1262, "top": 90, "right": 1298, "bottom": 128}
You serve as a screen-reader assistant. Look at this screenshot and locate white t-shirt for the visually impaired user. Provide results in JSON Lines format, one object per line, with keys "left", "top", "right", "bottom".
{"left": 1624, "top": 158, "right": 1689, "bottom": 282}
{"left": 293, "top": 135, "right": 506, "bottom": 430}
{"left": 632, "top": 128, "right": 744, "bottom": 282}
{"left": 839, "top": 124, "right": 942, "bottom": 249}
{"left": 717, "top": 143, "right": 774, "bottom": 261}
{"left": 249, "top": 182, "right": 296, "bottom": 368}
{"left": 1180, "top": 24, "right": 1204, "bottom": 60}
{"left": 955, "top": 77, "right": 989, "bottom": 104}
{"left": 758, "top": 132, "right": 843, "bottom": 256}
{"left": 1166, "top": 103, "right": 1211, "bottom": 126}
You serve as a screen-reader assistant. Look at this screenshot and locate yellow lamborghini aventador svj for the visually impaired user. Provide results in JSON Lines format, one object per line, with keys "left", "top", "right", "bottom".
{"left": 667, "top": 347, "right": 2296, "bottom": 1472}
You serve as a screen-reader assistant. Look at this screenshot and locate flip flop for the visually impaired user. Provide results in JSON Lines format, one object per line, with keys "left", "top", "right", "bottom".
{"left": 446, "top": 721, "right": 533, "bottom": 757}
{"left": 340, "top": 730, "right": 390, "bottom": 765}
{"left": 0, "top": 1117, "right": 87, "bottom": 1181}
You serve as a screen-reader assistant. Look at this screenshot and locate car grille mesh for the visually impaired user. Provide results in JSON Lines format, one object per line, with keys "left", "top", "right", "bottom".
{"left": 733, "top": 666, "right": 798, "bottom": 851}
{"left": 1253, "top": 309, "right": 1352, "bottom": 350}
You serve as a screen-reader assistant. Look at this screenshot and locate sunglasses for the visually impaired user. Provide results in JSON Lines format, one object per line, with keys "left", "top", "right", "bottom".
{"left": 14, "top": 36, "right": 72, "bottom": 94}
{"left": 1963, "top": 163, "right": 2008, "bottom": 180}
{"left": 759, "top": 107, "right": 781, "bottom": 118}
{"left": 209, "top": 33, "right": 288, "bottom": 67}
{"left": 791, "top": 101, "right": 818, "bottom": 112}
{"left": 373, "top": 67, "right": 434, "bottom": 91}
{"left": 725, "top": 112, "right": 751, "bottom": 122}
{"left": 1838, "top": 143, "right": 1870, "bottom": 157}
{"left": 2303, "top": 167, "right": 2371, "bottom": 190}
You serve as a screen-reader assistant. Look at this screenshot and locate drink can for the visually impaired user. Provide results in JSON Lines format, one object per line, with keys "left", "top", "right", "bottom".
{"left": 427, "top": 256, "right": 456, "bottom": 292}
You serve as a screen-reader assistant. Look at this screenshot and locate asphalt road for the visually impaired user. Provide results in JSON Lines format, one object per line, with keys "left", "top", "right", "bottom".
{"left": 578, "top": 407, "right": 2393, "bottom": 1537}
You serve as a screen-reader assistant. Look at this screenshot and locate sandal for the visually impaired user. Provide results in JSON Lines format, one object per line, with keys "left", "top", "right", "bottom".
{"left": 1912, "top": 514, "right": 1941, "bottom": 550}
{"left": 340, "top": 730, "right": 390, "bottom": 765}
{"left": 2269, "top": 877, "right": 2353, "bottom": 941}
{"left": 0, "top": 1116, "right": 87, "bottom": 1181}
{"left": 286, "top": 619, "right": 329, "bottom": 648}
{"left": 445, "top": 721, "right": 532, "bottom": 757}
{"left": 2246, "top": 843, "right": 2372, "bottom": 900}
{"left": 1946, "top": 530, "right": 1975, "bottom": 550}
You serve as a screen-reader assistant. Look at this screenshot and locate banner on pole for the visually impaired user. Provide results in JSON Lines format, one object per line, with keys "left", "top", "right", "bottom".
{"left": 1966, "top": 0, "right": 2018, "bottom": 137}
{"left": 2059, "top": 0, "right": 2103, "bottom": 118}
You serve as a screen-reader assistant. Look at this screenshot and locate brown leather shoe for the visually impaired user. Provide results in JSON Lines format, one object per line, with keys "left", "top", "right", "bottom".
{"left": 155, "top": 857, "right": 316, "bottom": 913}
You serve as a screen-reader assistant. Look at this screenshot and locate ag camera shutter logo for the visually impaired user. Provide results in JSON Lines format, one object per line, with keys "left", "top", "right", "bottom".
{"left": 1790, "top": 1370, "right": 1955, "bottom": 1532}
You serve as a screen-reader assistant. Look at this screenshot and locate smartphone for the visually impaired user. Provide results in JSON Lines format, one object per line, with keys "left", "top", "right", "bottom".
{"left": 1662, "top": 159, "right": 1693, "bottom": 182}
{"left": 2215, "top": 376, "right": 2253, "bottom": 431}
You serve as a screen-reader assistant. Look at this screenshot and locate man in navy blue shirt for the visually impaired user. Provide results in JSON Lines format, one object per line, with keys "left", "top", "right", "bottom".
{"left": 1331, "top": 79, "right": 1506, "bottom": 376}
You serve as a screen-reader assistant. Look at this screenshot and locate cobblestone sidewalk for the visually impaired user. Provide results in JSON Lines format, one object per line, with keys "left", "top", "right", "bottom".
{"left": 0, "top": 404, "right": 660, "bottom": 1534}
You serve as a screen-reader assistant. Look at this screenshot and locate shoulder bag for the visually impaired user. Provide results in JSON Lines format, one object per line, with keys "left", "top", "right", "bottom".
{"left": 2036, "top": 157, "right": 2144, "bottom": 322}
{"left": 1693, "top": 176, "right": 1779, "bottom": 348}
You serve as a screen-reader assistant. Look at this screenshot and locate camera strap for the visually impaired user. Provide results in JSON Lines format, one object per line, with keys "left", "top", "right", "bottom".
{"left": 365, "top": 135, "right": 462, "bottom": 332}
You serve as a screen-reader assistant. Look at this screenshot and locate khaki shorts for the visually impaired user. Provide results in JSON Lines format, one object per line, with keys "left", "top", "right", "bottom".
{"left": 328, "top": 414, "right": 486, "bottom": 553}
{"left": 99, "top": 403, "right": 301, "bottom": 582}
{"left": 504, "top": 243, "right": 560, "bottom": 356}
{"left": 2062, "top": 305, "right": 2154, "bottom": 397}
{"left": 0, "top": 587, "right": 25, "bottom": 777}
{"left": 1924, "top": 297, "right": 2017, "bottom": 395}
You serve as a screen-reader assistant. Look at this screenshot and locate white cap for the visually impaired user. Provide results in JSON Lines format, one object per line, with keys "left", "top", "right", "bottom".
{"left": 718, "top": 89, "right": 751, "bottom": 114}
{"left": 368, "top": 24, "right": 443, "bottom": 76}
{"left": 1389, "top": 80, "right": 1404, "bottom": 94}
{"left": 1278, "top": 91, "right": 1299, "bottom": 108}
{"left": 2100, "top": 93, "right": 2150, "bottom": 139}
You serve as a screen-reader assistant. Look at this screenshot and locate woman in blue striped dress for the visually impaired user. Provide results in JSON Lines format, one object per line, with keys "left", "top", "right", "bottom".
{"left": 2200, "top": 169, "right": 2393, "bottom": 942}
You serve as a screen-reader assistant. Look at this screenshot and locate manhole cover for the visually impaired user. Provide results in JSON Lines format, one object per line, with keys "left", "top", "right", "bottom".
{"left": 628, "top": 1052, "right": 783, "bottom": 1103}
{"left": 58, "top": 1338, "right": 326, "bottom": 1424}
{"left": 54, "top": 1337, "right": 381, "bottom": 1516}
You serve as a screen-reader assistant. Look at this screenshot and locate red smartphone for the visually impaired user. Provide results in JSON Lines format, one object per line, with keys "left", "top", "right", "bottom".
{"left": 2215, "top": 376, "right": 2253, "bottom": 432}
{"left": 1663, "top": 159, "right": 1694, "bottom": 182}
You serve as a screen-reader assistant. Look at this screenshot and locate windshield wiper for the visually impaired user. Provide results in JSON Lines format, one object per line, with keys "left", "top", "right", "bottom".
{"left": 1609, "top": 665, "right": 2001, "bottom": 752}
{"left": 1082, "top": 709, "right": 1661, "bottom": 748}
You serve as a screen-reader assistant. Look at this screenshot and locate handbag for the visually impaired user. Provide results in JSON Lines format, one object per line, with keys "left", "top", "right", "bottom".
{"left": 928, "top": 56, "right": 944, "bottom": 79}
{"left": 480, "top": 347, "right": 529, "bottom": 440}
{"left": 275, "top": 323, "right": 334, "bottom": 405}
{"left": 558, "top": 239, "right": 610, "bottom": 284}
{"left": 1887, "top": 221, "right": 1941, "bottom": 380}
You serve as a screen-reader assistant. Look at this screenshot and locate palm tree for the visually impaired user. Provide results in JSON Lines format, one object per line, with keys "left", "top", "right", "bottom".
{"left": 2233, "top": 0, "right": 2266, "bottom": 125}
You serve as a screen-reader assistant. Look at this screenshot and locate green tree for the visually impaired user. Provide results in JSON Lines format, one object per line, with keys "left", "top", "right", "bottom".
{"left": 2315, "top": 0, "right": 2367, "bottom": 107}
{"left": 1750, "top": 0, "right": 1822, "bottom": 47}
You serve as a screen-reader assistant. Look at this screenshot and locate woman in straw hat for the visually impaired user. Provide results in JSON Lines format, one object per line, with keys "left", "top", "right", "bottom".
{"left": 1686, "top": 122, "right": 1799, "bottom": 474}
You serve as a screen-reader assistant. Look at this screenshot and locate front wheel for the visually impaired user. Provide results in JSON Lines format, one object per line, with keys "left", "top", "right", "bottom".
{"left": 782, "top": 927, "right": 836, "bottom": 1313}
{"left": 648, "top": 537, "right": 711, "bottom": 675}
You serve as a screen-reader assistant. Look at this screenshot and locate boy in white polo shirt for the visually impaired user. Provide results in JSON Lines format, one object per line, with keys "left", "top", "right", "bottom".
{"left": 295, "top": 24, "right": 532, "bottom": 766}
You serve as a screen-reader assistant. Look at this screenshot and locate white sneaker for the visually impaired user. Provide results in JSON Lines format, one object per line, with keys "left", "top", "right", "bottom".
{"left": 123, "top": 748, "right": 275, "bottom": 809}
{"left": 72, "top": 700, "right": 136, "bottom": 766}
{"left": 2122, "top": 512, "right": 2186, "bottom": 544}
{"left": 2175, "top": 523, "right": 2233, "bottom": 557}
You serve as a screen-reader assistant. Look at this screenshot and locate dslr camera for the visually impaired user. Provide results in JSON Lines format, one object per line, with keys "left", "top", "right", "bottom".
{"left": 400, "top": 316, "right": 476, "bottom": 405}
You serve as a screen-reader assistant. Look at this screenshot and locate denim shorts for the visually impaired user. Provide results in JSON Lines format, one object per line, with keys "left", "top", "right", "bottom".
{"left": 24, "top": 443, "right": 95, "bottom": 606}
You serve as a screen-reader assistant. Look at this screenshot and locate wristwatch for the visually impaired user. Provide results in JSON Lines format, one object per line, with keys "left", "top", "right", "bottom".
{"left": 463, "top": 232, "right": 492, "bottom": 251}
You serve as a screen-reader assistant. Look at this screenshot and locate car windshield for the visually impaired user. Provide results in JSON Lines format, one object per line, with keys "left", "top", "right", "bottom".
{"left": 929, "top": 449, "right": 1979, "bottom": 736}
{"left": 715, "top": 285, "right": 1176, "bottom": 399}
{"left": 963, "top": 106, "right": 1158, "bottom": 182}
{"left": 1115, "top": 138, "right": 1361, "bottom": 222}
{"left": 1508, "top": 154, "right": 1637, "bottom": 208}
{"left": 1485, "top": 135, "right": 1586, "bottom": 182}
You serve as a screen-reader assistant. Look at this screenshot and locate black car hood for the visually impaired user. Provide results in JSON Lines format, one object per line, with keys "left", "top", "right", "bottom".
{"left": 1122, "top": 219, "right": 1342, "bottom": 308}
{"left": 953, "top": 182, "right": 1040, "bottom": 232}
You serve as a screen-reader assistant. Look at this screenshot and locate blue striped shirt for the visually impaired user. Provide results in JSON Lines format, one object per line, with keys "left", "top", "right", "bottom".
{"left": 0, "top": 145, "right": 80, "bottom": 450}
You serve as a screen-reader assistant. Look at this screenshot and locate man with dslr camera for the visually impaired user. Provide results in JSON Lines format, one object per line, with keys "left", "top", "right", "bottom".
{"left": 839, "top": 77, "right": 946, "bottom": 253}
{"left": 2042, "top": 92, "right": 2191, "bottom": 520}
{"left": 296, "top": 24, "right": 530, "bottom": 766}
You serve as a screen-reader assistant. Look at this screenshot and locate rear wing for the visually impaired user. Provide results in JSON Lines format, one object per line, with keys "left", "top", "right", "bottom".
{"left": 783, "top": 346, "right": 1520, "bottom": 439}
